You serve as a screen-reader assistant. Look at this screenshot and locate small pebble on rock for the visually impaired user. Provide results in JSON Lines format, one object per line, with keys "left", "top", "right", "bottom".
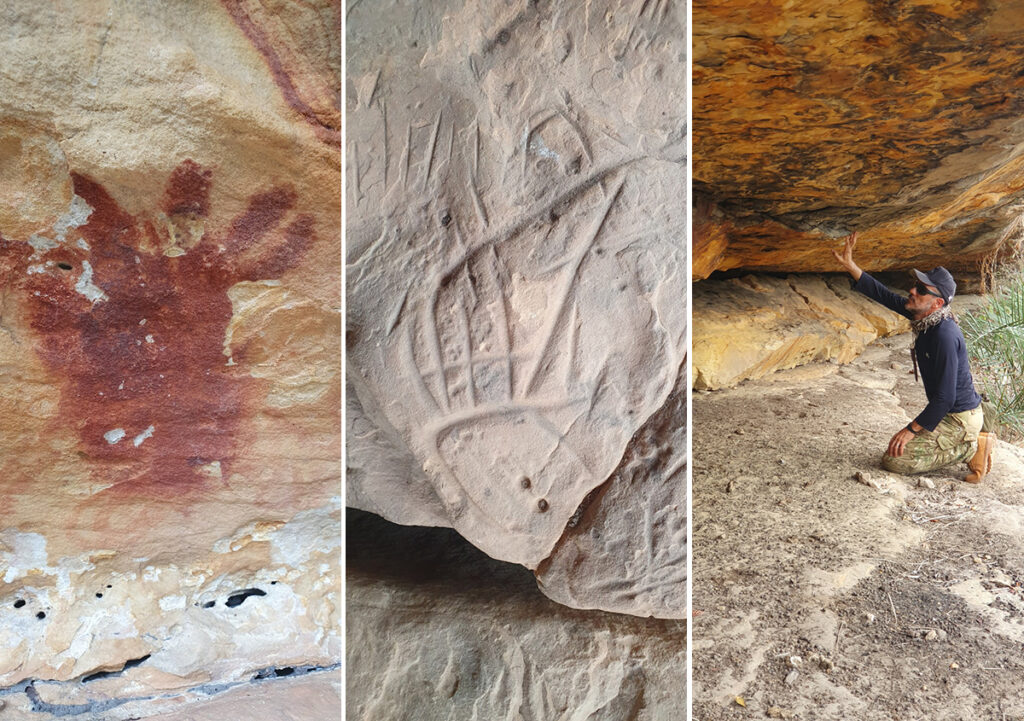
{"left": 863, "top": 612, "right": 876, "bottom": 625}
{"left": 991, "top": 570, "right": 1013, "bottom": 588}
{"left": 918, "top": 477, "right": 935, "bottom": 489}
{"left": 785, "top": 670, "right": 799, "bottom": 685}
{"left": 854, "top": 471, "right": 883, "bottom": 490}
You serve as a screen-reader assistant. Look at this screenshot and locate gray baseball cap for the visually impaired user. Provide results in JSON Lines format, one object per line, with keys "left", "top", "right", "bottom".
{"left": 913, "top": 267, "right": 956, "bottom": 305}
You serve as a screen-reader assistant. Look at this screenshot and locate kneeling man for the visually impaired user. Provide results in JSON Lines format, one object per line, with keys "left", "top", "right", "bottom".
{"left": 833, "top": 232, "right": 995, "bottom": 482}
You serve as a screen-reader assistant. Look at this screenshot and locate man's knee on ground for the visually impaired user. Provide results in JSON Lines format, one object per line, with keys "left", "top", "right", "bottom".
{"left": 881, "top": 452, "right": 924, "bottom": 475}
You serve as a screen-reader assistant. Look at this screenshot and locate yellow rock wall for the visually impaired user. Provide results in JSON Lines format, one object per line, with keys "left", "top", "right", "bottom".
{"left": 693, "top": 274, "right": 909, "bottom": 390}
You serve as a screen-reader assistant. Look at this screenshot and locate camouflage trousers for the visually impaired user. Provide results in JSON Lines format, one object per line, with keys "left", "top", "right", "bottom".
{"left": 882, "top": 406, "right": 983, "bottom": 475}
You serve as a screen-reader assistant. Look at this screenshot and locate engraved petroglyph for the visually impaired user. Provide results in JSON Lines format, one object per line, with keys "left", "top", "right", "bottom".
{"left": 346, "top": 0, "right": 687, "bottom": 585}
{"left": 538, "top": 374, "right": 688, "bottom": 618}
{"left": 349, "top": 151, "right": 683, "bottom": 570}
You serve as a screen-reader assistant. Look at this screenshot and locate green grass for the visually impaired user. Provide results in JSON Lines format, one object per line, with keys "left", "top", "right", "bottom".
{"left": 962, "top": 260, "right": 1024, "bottom": 441}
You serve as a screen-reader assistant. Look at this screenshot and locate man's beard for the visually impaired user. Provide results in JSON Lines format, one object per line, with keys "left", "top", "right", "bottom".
{"left": 911, "top": 304, "right": 954, "bottom": 338}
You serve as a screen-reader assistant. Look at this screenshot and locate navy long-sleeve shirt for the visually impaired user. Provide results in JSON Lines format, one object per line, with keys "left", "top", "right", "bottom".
{"left": 853, "top": 272, "right": 981, "bottom": 431}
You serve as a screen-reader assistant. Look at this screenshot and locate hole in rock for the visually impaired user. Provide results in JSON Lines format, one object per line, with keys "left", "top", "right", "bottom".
{"left": 36, "top": 612, "right": 45, "bottom": 619}
{"left": 225, "top": 588, "right": 267, "bottom": 608}
{"left": 14, "top": 599, "right": 25, "bottom": 608}
{"left": 203, "top": 600, "right": 216, "bottom": 608}
{"left": 56, "top": 262, "right": 73, "bottom": 270}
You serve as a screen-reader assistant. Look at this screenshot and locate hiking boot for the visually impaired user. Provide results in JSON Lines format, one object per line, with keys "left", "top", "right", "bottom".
{"left": 965, "top": 431, "right": 996, "bottom": 483}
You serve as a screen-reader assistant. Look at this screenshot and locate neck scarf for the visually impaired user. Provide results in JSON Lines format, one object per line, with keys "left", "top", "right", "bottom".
{"left": 911, "top": 304, "right": 955, "bottom": 340}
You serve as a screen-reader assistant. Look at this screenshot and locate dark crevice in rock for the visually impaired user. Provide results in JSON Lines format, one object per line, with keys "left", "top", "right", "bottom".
{"left": 24, "top": 684, "right": 146, "bottom": 717}
{"left": 81, "top": 654, "right": 151, "bottom": 684}
{"left": 224, "top": 588, "right": 267, "bottom": 608}
{"left": 197, "top": 663, "right": 341, "bottom": 694}
{"left": 787, "top": 279, "right": 814, "bottom": 306}
{"left": 346, "top": 508, "right": 549, "bottom": 606}
{"left": 251, "top": 664, "right": 325, "bottom": 681}
{"left": 1, "top": 664, "right": 341, "bottom": 716}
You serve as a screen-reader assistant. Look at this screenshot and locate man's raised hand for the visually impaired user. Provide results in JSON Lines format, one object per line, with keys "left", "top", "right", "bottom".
{"left": 832, "top": 231, "right": 863, "bottom": 281}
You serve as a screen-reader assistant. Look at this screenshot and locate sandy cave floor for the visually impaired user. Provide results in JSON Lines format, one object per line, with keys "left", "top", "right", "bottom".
{"left": 692, "top": 322, "right": 1024, "bottom": 720}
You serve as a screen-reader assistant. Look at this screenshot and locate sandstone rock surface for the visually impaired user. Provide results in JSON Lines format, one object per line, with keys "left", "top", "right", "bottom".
{"left": 694, "top": 0, "right": 1024, "bottom": 279}
{"left": 346, "top": 510, "right": 686, "bottom": 721}
{"left": 346, "top": 0, "right": 687, "bottom": 618}
{"left": 0, "top": 0, "right": 340, "bottom": 715}
{"left": 537, "top": 374, "right": 688, "bottom": 618}
{"left": 693, "top": 273, "right": 909, "bottom": 390}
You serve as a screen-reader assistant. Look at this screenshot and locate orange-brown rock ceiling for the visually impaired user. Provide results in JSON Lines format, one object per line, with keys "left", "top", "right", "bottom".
{"left": 694, "top": 0, "right": 1024, "bottom": 278}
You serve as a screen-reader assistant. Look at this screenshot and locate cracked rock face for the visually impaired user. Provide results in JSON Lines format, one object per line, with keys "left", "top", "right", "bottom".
{"left": 346, "top": 510, "right": 686, "bottom": 721}
{"left": 0, "top": 0, "right": 340, "bottom": 715}
{"left": 694, "top": 0, "right": 1024, "bottom": 279}
{"left": 345, "top": 0, "right": 686, "bottom": 617}
{"left": 693, "top": 273, "right": 910, "bottom": 390}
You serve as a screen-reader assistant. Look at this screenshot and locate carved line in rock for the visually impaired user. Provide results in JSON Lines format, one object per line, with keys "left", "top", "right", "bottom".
{"left": 3, "top": 160, "right": 314, "bottom": 498}
{"left": 535, "top": 363, "right": 687, "bottom": 614}
{"left": 403, "top": 177, "right": 629, "bottom": 534}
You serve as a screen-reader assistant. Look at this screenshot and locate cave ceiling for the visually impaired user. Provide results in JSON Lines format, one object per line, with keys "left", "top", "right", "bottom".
{"left": 694, "top": 0, "right": 1024, "bottom": 279}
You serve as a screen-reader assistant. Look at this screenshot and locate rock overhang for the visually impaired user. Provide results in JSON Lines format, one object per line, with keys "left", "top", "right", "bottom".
{"left": 693, "top": 0, "right": 1024, "bottom": 279}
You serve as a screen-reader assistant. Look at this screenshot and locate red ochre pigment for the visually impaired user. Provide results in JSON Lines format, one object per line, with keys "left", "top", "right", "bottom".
{"left": 6, "top": 160, "right": 314, "bottom": 498}
{"left": 220, "top": 0, "right": 341, "bottom": 146}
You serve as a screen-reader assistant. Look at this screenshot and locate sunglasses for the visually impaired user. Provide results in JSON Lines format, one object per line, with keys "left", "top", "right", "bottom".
{"left": 914, "top": 281, "right": 943, "bottom": 299}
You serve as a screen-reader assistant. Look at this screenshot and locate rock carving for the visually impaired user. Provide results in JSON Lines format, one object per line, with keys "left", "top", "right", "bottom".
{"left": 347, "top": 0, "right": 687, "bottom": 612}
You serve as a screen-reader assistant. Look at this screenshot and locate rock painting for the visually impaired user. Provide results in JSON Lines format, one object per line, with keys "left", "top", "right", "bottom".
{"left": 1, "top": 160, "right": 314, "bottom": 497}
